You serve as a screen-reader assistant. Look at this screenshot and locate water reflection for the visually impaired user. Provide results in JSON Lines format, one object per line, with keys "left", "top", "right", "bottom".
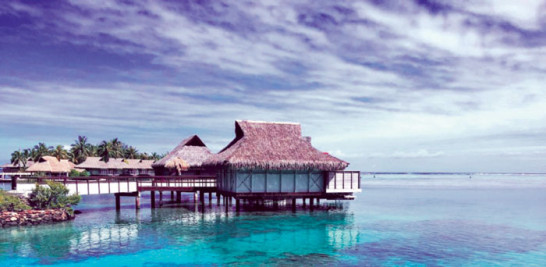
{"left": 0, "top": 195, "right": 360, "bottom": 265}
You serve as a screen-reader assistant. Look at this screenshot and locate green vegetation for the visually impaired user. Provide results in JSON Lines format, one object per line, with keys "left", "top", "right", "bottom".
{"left": 69, "top": 169, "right": 90, "bottom": 177}
{"left": 10, "top": 149, "right": 29, "bottom": 170}
{"left": 1, "top": 182, "right": 81, "bottom": 214}
{"left": 10, "top": 136, "right": 166, "bottom": 166}
{"left": 28, "top": 181, "right": 81, "bottom": 212}
{"left": 0, "top": 190, "right": 31, "bottom": 212}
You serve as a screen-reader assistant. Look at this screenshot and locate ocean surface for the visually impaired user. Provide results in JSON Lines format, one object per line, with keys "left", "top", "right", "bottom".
{"left": 1, "top": 173, "right": 545, "bottom": 266}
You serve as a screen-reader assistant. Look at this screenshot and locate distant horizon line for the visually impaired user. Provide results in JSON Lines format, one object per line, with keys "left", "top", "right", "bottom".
{"left": 362, "top": 172, "right": 546, "bottom": 175}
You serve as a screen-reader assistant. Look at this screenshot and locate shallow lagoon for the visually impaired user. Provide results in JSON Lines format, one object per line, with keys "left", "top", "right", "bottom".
{"left": 1, "top": 174, "right": 545, "bottom": 266}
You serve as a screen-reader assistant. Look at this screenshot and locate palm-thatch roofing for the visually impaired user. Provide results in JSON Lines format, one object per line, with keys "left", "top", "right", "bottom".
{"left": 26, "top": 156, "right": 74, "bottom": 173}
{"left": 152, "top": 135, "right": 212, "bottom": 170}
{"left": 76, "top": 157, "right": 154, "bottom": 170}
{"left": 1, "top": 160, "right": 35, "bottom": 169}
{"left": 205, "top": 120, "right": 349, "bottom": 171}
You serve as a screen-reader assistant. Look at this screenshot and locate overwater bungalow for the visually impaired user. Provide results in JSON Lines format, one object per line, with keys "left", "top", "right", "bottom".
{"left": 76, "top": 157, "right": 155, "bottom": 176}
{"left": 26, "top": 156, "right": 74, "bottom": 177}
{"left": 205, "top": 120, "right": 361, "bottom": 202}
{"left": 152, "top": 135, "right": 213, "bottom": 175}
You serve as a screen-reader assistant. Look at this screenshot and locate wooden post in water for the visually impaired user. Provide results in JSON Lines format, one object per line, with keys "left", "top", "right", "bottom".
{"left": 200, "top": 191, "right": 205, "bottom": 206}
{"left": 209, "top": 192, "right": 212, "bottom": 203}
{"left": 176, "top": 191, "right": 181, "bottom": 203}
{"left": 217, "top": 193, "right": 220, "bottom": 205}
{"left": 159, "top": 191, "right": 163, "bottom": 207}
{"left": 302, "top": 198, "right": 306, "bottom": 208}
{"left": 236, "top": 198, "right": 240, "bottom": 211}
{"left": 135, "top": 192, "right": 141, "bottom": 209}
{"left": 310, "top": 198, "right": 314, "bottom": 208}
{"left": 151, "top": 191, "right": 156, "bottom": 209}
{"left": 115, "top": 193, "right": 121, "bottom": 211}
{"left": 171, "top": 191, "right": 174, "bottom": 200}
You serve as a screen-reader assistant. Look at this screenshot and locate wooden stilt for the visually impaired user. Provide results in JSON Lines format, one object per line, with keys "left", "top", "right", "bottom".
{"left": 209, "top": 192, "right": 212, "bottom": 203}
{"left": 303, "top": 198, "right": 306, "bottom": 208}
{"left": 171, "top": 191, "right": 174, "bottom": 200}
{"left": 115, "top": 193, "right": 121, "bottom": 211}
{"left": 151, "top": 191, "right": 156, "bottom": 208}
{"left": 10, "top": 176, "right": 17, "bottom": 190}
{"left": 176, "top": 191, "right": 181, "bottom": 203}
{"left": 159, "top": 191, "right": 163, "bottom": 207}
{"left": 236, "top": 198, "right": 240, "bottom": 211}
{"left": 200, "top": 191, "right": 205, "bottom": 206}
{"left": 217, "top": 193, "right": 220, "bottom": 205}
{"left": 135, "top": 193, "right": 140, "bottom": 209}
{"left": 310, "top": 198, "right": 314, "bottom": 207}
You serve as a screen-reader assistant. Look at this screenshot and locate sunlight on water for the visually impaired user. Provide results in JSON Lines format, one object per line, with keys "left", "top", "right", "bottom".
{"left": 1, "top": 174, "right": 545, "bottom": 266}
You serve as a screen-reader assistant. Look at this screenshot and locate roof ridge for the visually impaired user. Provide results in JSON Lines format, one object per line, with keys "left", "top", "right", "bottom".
{"left": 236, "top": 120, "right": 300, "bottom": 125}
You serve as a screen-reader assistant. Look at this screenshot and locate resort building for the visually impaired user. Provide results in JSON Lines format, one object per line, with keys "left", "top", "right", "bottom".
{"left": 0, "top": 160, "right": 35, "bottom": 174}
{"left": 76, "top": 157, "right": 155, "bottom": 176}
{"left": 152, "top": 135, "right": 213, "bottom": 175}
{"left": 205, "top": 120, "right": 361, "bottom": 201}
{"left": 26, "top": 156, "right": 74, "bottom": 176}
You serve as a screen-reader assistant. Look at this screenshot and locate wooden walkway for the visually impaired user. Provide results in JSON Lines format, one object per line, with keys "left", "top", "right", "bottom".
{"left": 3, "top": 172, "right": 360, "bottom": 212}
{"left": 2, "top": 175, "right": 216, "bottom": 196}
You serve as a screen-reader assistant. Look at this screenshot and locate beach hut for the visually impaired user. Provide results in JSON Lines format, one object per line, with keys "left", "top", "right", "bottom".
{"left": 26, "top": 156, "right": 74, "bottom": 176}
{"left": 76, "top": 157, "right": 155, "bottom": 176}
{"left": 152, "top": 135, "right": 213, "bottom": 175}
{"left": 205, "top": 120, "right": 361, "bottom": 201}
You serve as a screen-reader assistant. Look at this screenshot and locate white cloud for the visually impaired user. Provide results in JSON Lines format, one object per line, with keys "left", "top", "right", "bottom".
{"left": 1, "top": 1, "right": 546, "bottom": 171}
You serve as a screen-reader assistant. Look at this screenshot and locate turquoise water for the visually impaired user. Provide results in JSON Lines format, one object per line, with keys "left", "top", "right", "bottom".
{"left": 1, "top": 174, "right": 546, "bottom": 266}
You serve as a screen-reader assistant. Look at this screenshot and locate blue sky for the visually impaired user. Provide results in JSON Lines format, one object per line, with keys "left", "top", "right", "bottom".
{"left": 1, "top": 0, "right": 546, "bottom": 172}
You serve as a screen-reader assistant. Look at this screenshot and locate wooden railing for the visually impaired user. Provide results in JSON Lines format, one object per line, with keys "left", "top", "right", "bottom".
{"left": 137, "top": 175, "right": 216, "bottom": 190}
{"left": 8, "top": 175, "right": 216, "bottom": 195}
{"left": 325, "top": 171, "right": 361, "bottom": 193}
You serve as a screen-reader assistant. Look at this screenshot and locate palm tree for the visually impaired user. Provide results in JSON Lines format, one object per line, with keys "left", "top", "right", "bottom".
{"left": 125, "top": 146, "right": 138, "bottom": 159}
{"left": 109, "top": 138, "right": 124, "bottom": 158}
{"left": 68, "top": 150, "right": 77, "bottom": 164}
{"left": 52, "top": 145, "right": 69, "bottom": 161}
{"left": 98, "top": 140, "right": 112, "bottom": 163}
{"left": 88, "top": 144, "right": 98, "bottom": 157}
{"left": 70, "top": 136, "right": 91, "bottom": 164}
{"left": 10, "top": 150, "right": 28, "bottom": 170}
{"left": 23, "top": 149, "right": 31, "bottom": 162}
{"left": 29, "top": 148, "right": 38, "bottom": 162}
{"left": 139, "top": 152, "right": 150, "bottom": 160}
{"left": 151, "top": 152, "right": 161, "bottom": 161}
{"left": 33, "top": 143, "right": 51, "bottom": 162}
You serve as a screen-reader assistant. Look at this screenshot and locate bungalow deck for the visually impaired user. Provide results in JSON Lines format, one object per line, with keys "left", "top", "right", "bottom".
{"left": 5, "top": 171, "right": 360, "bottom": 212}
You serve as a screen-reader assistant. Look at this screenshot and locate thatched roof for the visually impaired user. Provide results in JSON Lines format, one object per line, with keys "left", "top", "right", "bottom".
{"left": 1, "top": 160, "right": 35, "bottom": 169}
{"left": 152, "top": 135, "right": 212, "bottom": 169}
{"left": 76, "top": 157, "right": 154, "bottom": 170}
{"left": 26, "top": 156, "right": 74, "bottom": 173}
{"left": 205, "top": 120, "right": 349, "bottom": 171}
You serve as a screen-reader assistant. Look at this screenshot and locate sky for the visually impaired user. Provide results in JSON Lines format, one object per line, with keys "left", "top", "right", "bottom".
{"left": 1, "top": 0, "right": 546, "bottom": 172}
